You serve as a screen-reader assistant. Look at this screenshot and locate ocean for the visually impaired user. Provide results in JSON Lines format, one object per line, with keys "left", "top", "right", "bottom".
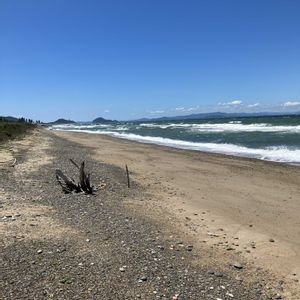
{"left": 51, "top": 115, "right": 300, "bottom": 165}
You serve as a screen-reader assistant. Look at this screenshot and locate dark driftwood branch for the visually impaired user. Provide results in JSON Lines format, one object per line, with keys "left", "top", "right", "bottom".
{"left": 56, "top": 160, "right": 94, "bottom": 194}
{"left": 126, "top": 164, "right": 130, "bottom": 188}
{"left": 79, "top": 162, "right": 93, "bottom": 194}
{"left": 55, "top": 169, "right": 81, "bottom": 194}
{"left": 69, "top": 158, "right": 80, "bottom": 169}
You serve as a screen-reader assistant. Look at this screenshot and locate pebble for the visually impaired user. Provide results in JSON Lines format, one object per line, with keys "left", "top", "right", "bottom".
{"left": 226, "top": 246, "right": 235, "bottom": 251}
{"left": 37, "top": 249, "right": 43, "bottom": 254}
{"left": 269, "top": 238, "right": 275, "bottom": 242}
{"left": 214, "top": 272, "right": 223, "bottom": 277}
{"left": 119, "top": 267, "right": 125, "bottom": 272}
{"left": 185, "top": 245, "right": 193, "bottom": 251}
{"left": 233, "top": 262, "right": 243, "bottom": 269}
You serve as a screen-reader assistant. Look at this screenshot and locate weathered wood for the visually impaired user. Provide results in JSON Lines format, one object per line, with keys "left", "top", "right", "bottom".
{"left": 79, "top": 161, "right": 93, "bottom": 193}
{"left": 55, "top": 160, "right": 94, "bottom": 194}
{"left": 69, "top": 158, "right": 80, "bottom": 169}
{"left": 126, "top": 164, "right": 130, "bottom": 188}
{"left": 55, "top": 169, "right": 81, "bottom": 193}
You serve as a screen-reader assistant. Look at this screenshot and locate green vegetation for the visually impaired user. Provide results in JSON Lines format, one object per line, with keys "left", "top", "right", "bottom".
{"left": 0, "top": 117, "right": 36, "bottom": 143}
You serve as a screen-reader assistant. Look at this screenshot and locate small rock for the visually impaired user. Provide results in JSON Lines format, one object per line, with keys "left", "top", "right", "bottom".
{"left": 37, "top": 249, "right": 43, "bottom": 254}
{"left": 269, "top": 238, "right": 275, "bottom": 243}
{"left": 214, "top": 272, "right": 223, "bottom": 277}
{"left": 119, "top": 267, "right": 125, "bottom": 272}
{"left": 226, "top": 246, "right": 235, "bottom": 251}
{"left": 185, "top": 245, "right": 193, "bottom": 251}
{"left": 233, "top": 262, "right": 243, "bottom": 269}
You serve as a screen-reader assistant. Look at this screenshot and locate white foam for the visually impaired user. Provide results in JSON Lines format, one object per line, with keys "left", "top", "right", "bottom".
{"left": 51, "top": 128, "right": 300, "bottom": 165}
{"left": 140, "top": 122, "right": 300, "bottom": 133}
{"left": 52, "top": 123, "right": 110, "bottom": 129}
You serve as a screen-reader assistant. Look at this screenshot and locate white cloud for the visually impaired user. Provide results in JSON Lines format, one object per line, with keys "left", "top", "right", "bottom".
{"left": 187, "top": 106, "right": 199, "bottom": 112}
{"left": 219, "top": 100, "right": 242, "bottom": 106}
{"left": 150, "top": 110, "right": 165, "bottom": 114}
{"left": 248, "top": 103, "right": 260, "bottom": 108}
{"left": 175, "top": 107, "right": 185, "bottom": 111}
{"left": 174, "top": 106, "right": 199, "bottom": 112}
{"left": 104, "top": 109, "right": 110, "bottom": 113}
{"left": 282, "top": 101, "right": 300, "bottom": 107}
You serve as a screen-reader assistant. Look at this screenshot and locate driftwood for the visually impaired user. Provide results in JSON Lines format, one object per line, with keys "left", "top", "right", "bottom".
{"left": 55, "top": 160, "right": 94, "bottom": 194}
{"left": 125, "top": 164, "right": 130, "bottom": 188}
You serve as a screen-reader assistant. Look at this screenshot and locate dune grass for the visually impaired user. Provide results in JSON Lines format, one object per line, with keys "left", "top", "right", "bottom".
{"left": 0, "top": 122, "right": 36, "bottom": 144}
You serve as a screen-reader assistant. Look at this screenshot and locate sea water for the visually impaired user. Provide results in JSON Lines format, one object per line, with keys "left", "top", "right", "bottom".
{"left": 51, "top": 115, "right": 300, "bottom": 165}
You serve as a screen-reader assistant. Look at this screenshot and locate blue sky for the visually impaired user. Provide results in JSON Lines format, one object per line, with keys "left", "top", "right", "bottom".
{"left": 0, "top": 0, "right": 300, "bottom": 122}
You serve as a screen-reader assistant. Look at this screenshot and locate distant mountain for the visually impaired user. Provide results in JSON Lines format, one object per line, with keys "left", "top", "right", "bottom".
{"left": 49, "top": 118, "right": 76, "bottom": 125}
{"left": 134, "top": 111, "right": 300, "bottom": 122}
{"left": 92, "top": 117, "right": 116, "bottom": 123}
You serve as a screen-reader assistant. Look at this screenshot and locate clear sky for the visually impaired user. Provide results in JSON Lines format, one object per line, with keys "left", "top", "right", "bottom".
{"left": 1, "top": 0, "right": 300, "bottom": 122}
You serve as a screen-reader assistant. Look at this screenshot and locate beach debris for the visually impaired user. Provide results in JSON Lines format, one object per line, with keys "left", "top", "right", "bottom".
{"left": 55, "top": 159, "right": 94, "bottom": 194}
{"left": 125, "top": 164, "right": 130, "bottom": 188}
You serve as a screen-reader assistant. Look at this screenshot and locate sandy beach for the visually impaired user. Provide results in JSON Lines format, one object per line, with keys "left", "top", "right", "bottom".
{"left": 53, "top": 130, "right": 300, "bottom": 294}
{"left": 1, "top": 128, "right": 300, "bottom": 299}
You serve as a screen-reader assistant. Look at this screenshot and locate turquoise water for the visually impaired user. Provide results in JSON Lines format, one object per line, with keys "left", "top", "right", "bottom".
{"left": 52, "top": 115, "right": 300, "bottom": 165}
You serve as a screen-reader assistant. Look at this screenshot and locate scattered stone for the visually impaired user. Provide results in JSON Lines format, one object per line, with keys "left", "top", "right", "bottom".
{"left": 207, "top": 232, "right": 219, "bottom": 237}
{"left": 269, "top": 238, "right": 275, "bottom": 243}
{"left": 226, "top": 246, "right": 235, "bottom": 251}
{"left": 185, "top": 245, "right": 193, "bottom": 251}
{"left": 37, "top": 249, "right": 43, "bottom": 254}
{"left": 119, "top": 267, "right": 125, "bottom": 272}
{"left": 214, "top": 272, "right": 223, "bottom": 277}
{"left": 233, "top": 262, "right": 243, "bottom": 269}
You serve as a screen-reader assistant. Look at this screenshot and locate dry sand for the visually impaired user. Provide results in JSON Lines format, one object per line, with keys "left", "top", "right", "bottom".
{"left": 52, "top": 130, "right": 300, "bottom": 293}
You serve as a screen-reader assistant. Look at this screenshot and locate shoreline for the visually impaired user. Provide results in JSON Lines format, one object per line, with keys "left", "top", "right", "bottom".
{"left": 51, "top": 129, "right": 300, "bottom": 296}
{"left": 50, "top": 128, "right": 300, "bottom": 167}
{"left": 50, "top": 128, "right": 300, "bottom": 169}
